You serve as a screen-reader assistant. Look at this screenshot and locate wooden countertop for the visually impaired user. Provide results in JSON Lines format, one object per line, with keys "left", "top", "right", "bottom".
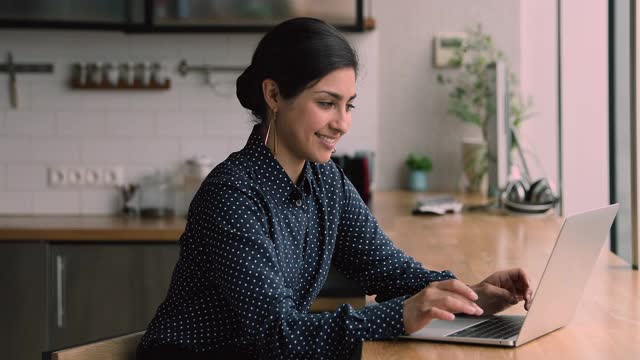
{"left": 0, "top": 215, "right": 186, "bottom": 241}
{"left": 363, "top": 192, "right": 639, "bottom": 359}
{"left": 0, "top": 191, "right": 484, "bottom": 242}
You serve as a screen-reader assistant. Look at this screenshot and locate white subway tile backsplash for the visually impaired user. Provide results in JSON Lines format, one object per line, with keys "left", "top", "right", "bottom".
{"left": 7, "top": 165, "right": 47, "bottom": 191}
{"left": 28, "top": 81, "right": 83, "bottom": 110}
{"left": 105, "top": 111, "right": 155, "bottom": 137}
{"left": 0, "top": 111, "right": 5, "bottom": 134}
{"left": 228, "top": 136, "right": 250, "bottom": 153}
{"left": 0, "top": 138, "right": 33, "bottom": 163}
{"left": 0, "top": 192, "right": 33, "bottom": 214}
{"left": 179, "top": 35, "right": 228, "bottom": 64}
{"left": 82, "top": 139, "right": 180, "bottom": 165}
{"left": 179, "top": 84, "right": 227, "bottom": 110}
{"left": 156, "top": 111, "right": 205, "bottom": 137}
{"left": 180, "top": 138, "right": 231, "bottom": 164}
{"left": 32, "top": 140, "right": 82, "bottom": 163}
{"left": 204, "top": 111, "right": 254, "bottom": 137}
{"left": 81, "top": 189, "right": 120, "bottom": 215}
{"left": 5, "top": 111, "right": 56, "bottom": 136}
{"left": 77, "top": 92, "right": 132, "bottom": 111}
{"left": 33, "top": 190, "right": 80, "bottom": 214}
{"left": 0, "top": 30, "right": 379, "bottom": 214}
{"left": 122, "top": 165, "right": 156, "bottom": 184}
{"left": 128, "top": 35, "right": 187, "bottom": 58}
{"left": 128, "top": 90, "right": 181, "bottom": 111}
{"left": 0, "top": 77, "right": 30, "bottom": 111}
{"left": 56, "top": 111, "right": 107, "bottom": 136}
{"left": 225, "top": 34, "right": 261, "bottom": 66}
{"left": 0, "top": 165, "right": 6, "bottom": 190}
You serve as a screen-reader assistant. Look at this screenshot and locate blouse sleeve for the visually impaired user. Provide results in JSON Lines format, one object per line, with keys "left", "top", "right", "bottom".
{"left": 190, "top": 181, "right": 408, "bottom": 359}
{"left": 332, "top": 174, "right": 456, "bottom": 303}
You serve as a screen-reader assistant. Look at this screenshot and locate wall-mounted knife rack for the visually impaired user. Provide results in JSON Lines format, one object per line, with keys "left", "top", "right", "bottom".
{"left": 0, "top": 52, "right": 54, "bottom": 108}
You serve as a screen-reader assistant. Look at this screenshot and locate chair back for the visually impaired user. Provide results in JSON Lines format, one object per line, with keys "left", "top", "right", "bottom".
{"left": 43, "top": 331, "right": 144, "bottom": 360}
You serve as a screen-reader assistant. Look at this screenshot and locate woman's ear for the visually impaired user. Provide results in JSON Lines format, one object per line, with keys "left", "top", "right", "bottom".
{"left": 262, "top": 79, "right": 280, "bottom": 113}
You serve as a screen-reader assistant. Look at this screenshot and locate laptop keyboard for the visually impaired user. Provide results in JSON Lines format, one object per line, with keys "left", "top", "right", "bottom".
{"left": 447, "top": 316, "right": 524, "bottom": 340}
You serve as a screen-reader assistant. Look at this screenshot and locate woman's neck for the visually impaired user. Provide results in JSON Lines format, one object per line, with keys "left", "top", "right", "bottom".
{"left": 262, "top": 123, "right": 305, "bottom": 184}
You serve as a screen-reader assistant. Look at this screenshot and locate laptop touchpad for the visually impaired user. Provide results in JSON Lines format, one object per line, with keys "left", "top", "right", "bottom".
{"left": 410, "top": 316, "right": 489, "bottom": 338}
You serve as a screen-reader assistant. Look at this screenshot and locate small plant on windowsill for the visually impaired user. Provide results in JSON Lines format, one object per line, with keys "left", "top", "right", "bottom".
{"left": 406, "top": 154, "right": 433, "bottom": 192}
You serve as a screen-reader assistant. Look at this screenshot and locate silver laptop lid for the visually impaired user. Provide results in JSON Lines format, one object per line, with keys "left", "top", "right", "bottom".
{"left": 516, "top": 204, "right": 619, "bottom": 346}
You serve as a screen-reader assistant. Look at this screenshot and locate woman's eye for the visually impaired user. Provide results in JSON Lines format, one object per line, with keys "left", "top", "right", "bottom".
{"left": 347, "top": 103, "right": 356, "bottom": 111}
{"left": 318, "top": 101, "right": 334, "bottom": 109}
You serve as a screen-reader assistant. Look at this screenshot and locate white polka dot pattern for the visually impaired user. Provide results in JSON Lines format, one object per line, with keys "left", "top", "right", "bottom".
{"left": 138, "top": 125, "right": 456, "bottom": 359}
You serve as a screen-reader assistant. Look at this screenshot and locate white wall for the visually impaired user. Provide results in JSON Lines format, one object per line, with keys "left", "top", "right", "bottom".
{"left": 0, "top": 30, "right": 379, "bottom": 214}
{"left": 519, "top": 0, "right": 559, "bottom": 192}
{"left": 373, "top": 0, "right": 524, "bottom": 191}
{"left": 559, "top": 0, "right": 609, "bottom": 215}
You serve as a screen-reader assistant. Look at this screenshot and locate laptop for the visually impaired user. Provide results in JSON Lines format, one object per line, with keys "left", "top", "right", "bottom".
{"left": 404, "top": 204, "right": 619, "bottom": 347}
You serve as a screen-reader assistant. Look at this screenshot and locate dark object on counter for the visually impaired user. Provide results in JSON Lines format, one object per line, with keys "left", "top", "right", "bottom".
{"left": 117, "top": 183, "right": 139, "bottom": 216}
{"left": 331, "top": 154, "right": 371, "bottom": 205}
{"left": 139, "top": 207, "right": 175, "bottom": 218}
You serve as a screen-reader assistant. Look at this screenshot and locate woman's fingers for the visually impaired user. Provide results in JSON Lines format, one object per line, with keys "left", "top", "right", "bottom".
{"left": 425, "top": 285, "right": 483, "bottom": 316}
{"left": 433, "top": 279, "right": 478, "bottom": 301}
{"left": 404, "top": 281, "right": 485, "bottom": 334}
{"left": 427, "top": 306, "right": 456, "bottom": 321}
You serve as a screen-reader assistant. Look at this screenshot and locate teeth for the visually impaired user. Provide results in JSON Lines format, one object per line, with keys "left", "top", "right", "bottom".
{"left": 317, "top": 134, "right": 336, "bottom": 144}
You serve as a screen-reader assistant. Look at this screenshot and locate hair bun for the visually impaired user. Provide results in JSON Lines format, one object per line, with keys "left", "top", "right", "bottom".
{"left": 236, "top": 65, "right": 263, "bottom": 116}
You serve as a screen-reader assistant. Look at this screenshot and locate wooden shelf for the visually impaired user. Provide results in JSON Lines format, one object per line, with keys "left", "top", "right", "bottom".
{"left": 70, "top": 78, "right": 171, "bottom": 90}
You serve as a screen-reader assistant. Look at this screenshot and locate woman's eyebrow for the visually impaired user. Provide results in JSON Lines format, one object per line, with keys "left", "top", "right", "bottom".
{"left": 314, "top": 90, "right": 357, "bottom": 101}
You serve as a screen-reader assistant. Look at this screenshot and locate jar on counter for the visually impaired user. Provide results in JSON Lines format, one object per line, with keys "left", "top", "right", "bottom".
{"left": 138, "top": 170, "right": 175, "bottom": 218}
{"left": 180, "top": 155, "right": 215, "bottom": 216}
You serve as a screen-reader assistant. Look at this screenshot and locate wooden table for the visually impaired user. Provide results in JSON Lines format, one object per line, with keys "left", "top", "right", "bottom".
{"left": 364, "top": 191, "right": 640, "bottom": 360}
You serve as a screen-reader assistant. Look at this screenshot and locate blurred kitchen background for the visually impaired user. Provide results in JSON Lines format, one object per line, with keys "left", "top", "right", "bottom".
{"left": 0, "top": 0, "right": 558, "bottom": 217}
{"left": 1, "top": 1, "right": 620, "bottom": 359}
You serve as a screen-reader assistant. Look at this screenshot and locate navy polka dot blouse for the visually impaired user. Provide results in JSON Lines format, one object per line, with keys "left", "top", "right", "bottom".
{"left": 138, "top": 125, "right": 456, "bottom": 359}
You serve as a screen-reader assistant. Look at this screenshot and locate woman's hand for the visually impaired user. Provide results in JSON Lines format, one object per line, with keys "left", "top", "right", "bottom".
{"left": 403, "top": 279, "right": 483, "bottom": 334}
{"left": 470, "top": 268, "right": 533, "bottom": 315}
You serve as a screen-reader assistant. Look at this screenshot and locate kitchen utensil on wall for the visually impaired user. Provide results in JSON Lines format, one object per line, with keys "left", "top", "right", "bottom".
{"left": 0, "top": 52, "right": 54, "bottom": 108}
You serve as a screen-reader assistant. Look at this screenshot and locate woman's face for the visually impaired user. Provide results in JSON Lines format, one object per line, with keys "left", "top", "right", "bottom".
{"left": 275, "top": 67, "right": 356, "bottom": 165}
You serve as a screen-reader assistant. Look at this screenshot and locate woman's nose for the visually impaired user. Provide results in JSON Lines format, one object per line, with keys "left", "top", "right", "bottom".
{"left": 331, "top": 109, "right": 351, "bottom": 134}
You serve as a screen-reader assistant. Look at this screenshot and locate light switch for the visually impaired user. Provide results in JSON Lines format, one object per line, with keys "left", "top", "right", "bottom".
{"left": 433, "top": 32, "right": 467, "bottom": 68}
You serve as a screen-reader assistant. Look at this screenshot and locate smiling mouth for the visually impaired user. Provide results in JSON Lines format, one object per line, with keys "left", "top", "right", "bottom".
{"left": 316, "top": 133, "right": 338, "bottom": 147}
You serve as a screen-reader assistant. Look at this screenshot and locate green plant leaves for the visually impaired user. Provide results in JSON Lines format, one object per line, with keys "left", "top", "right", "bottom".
{"left": 406, "top": 153, "right": 433, "bottom": 172}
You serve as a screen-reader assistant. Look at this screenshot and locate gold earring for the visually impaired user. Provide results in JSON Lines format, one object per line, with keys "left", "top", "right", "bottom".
{"left": 273, "top": 111, "right": 278, "bottom": 156}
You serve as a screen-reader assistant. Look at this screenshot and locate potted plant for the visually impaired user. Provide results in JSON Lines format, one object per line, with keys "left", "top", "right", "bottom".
{"left": 406, "top": 153, "right": 433, "bottom": 192}
{"left": 437, "top": 24, "right": 533, "bottom": 194}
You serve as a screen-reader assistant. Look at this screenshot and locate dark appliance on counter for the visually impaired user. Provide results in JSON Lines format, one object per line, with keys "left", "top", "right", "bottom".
{"left": 331, "top": 154, "right": 371, "bottom": 205}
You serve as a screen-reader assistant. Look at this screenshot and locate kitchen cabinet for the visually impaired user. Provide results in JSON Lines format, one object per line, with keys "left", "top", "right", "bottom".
{"left": 47, "top": 243, "right": 179, "bottom": 348}
{"left": 0, "top": 239, "right": 362, "bottom": 360}
{"left": 0, "top": 241, "right": 179, "bottom": 360}
{"left": 0, "top": 0, "right": 371, "bottom": 32}
{"left": 0, "top": 242, "right": 48, "bottom": 360}
{"left": 0, "top": 0, "right": 139, "bottom": 30}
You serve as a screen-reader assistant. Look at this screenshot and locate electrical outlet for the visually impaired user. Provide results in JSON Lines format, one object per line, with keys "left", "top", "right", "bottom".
{"left": 102, "top": 166, "right": 124, "bottom": 186}
{"left": 48, "top": 168, "right": 67, "bottom": 186}
{"left": 48, "top": 166, "right": 124, "bottom": 188}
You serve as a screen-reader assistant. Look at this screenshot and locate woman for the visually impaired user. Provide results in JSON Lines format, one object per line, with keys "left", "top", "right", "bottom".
{"left": 137, "top": 17, "right": 532, "bottom": 360}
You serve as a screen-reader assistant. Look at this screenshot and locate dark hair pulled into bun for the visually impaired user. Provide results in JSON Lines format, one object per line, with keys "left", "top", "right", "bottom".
{"left": 236, "top": 17, "right": 359, "bottom": 123}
